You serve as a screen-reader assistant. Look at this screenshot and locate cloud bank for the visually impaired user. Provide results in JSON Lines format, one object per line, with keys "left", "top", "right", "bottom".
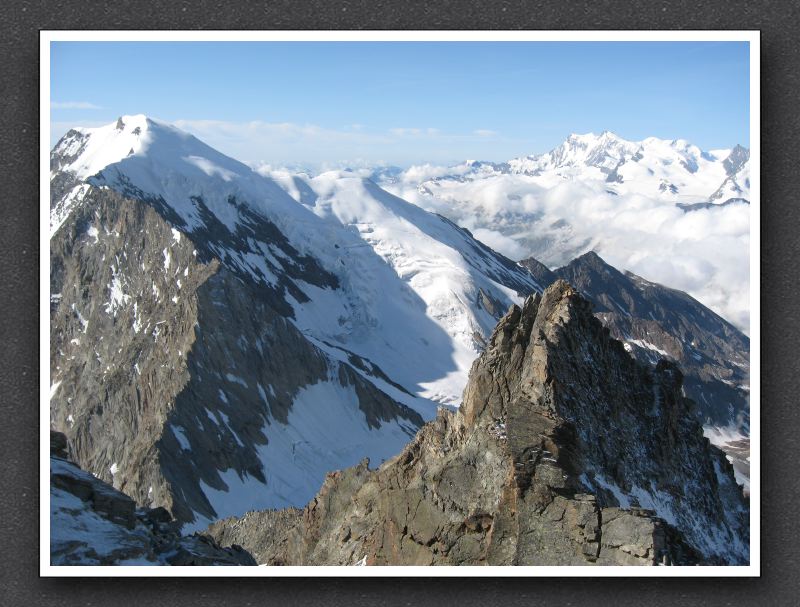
{"left": 384, "top": 173, "right": 751, "bottom": 333}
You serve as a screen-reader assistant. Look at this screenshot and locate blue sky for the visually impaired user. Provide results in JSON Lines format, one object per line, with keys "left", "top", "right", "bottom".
{"left": 50, "top": 41, "right": 750, "bottom": 167}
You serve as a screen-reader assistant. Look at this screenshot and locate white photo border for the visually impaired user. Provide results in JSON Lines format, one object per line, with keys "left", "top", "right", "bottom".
{"left": 40, "top": 29, "right": 760, "bottom": 577}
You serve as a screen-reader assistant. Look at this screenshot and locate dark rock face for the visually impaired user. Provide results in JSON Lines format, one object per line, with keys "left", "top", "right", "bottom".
{"left": 521, "top": 251, "right": 750, "bottom": 486}
{"left": 50, "top": 431, "right": 256, "bottom": 566}
{"left": 206, "top": 282, "right": 748, "bottom": 565}
{"left": 49, "top": 186, "right": 423, "bottom": 527}
{"left": 50, "top": 430, "right": 69, "bottom": 458}
{"left": 723, "top": 145, "right": 750, "bottom": 178}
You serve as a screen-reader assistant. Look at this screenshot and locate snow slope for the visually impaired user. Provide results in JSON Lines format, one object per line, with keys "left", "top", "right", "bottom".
{"left": 267, "top": 168, "right": 542, "bottom": 404}
{"left": 185, "top": 375, "right": 420, "bottom": 532}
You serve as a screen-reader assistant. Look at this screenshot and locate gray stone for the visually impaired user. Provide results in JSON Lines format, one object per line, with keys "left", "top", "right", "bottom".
{"left": 520, "top": 250, "right": 750, "bottom": 478}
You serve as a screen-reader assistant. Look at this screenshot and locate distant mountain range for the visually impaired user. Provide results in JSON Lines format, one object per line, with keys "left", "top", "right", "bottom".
{"left": 379, "top": 130, "right": 749, "bottom": 205}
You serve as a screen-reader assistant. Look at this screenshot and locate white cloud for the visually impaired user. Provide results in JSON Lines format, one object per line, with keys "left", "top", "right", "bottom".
{"left": 384, "top": 173, "right": 751, "bottom": 333}
{"left": 471, "top": 228, "right": 528, "bottom": 259}
{"left": 389, "top": 127, "right": 441, "bottom": 137}
{"left": 473, "top": 129, "right": 498, "bottom": 137}
{"left": 51, "top": 101, "right": 103, "bottom": 110}
{"left": 400, "top": 163, "right": 460, "bottom": 183}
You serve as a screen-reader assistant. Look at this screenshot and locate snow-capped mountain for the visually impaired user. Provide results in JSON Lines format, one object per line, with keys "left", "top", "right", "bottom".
{"left": 707, "top": 144, "right": 751, "bottom": 205}
{"left": 506, "top": 131, "right": 747, "bottom": 203}
{"left": 263, "top": 167, "right": 542, "bottom": 403}
{"left": 400, "top": 131, "right": 749, "bottom": 205}
{"left": 379, "top": 131, "right": 752, "bottom": 333}
{"left": 49, "top": 115, "right": 542, "bottom": 529}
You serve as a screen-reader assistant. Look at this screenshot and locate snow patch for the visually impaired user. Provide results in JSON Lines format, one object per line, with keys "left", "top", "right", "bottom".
{"left": 224, "top": 373, "right": 248, "bottom": 388}
{"left": 104, "top": 269, "right": 131, "bottom": 316}
{"left": 591, "top": 472, "right": 631, "bottom": 508}
{"left": 171, "top": 425, "right": 191, "bottom": 451}
{"left": 183, "top": 376, "right": 420, "bottom": 532}
{"left": 628, "top": 339, "right": 670, "bottom": 358}
{"left": 49, "top": 381, "right": 62, "bottom": 401}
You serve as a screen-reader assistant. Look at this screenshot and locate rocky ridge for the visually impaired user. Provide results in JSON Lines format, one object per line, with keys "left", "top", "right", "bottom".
{"left": 520, "top": 251, "right": 750, "bottom": 490}
{"left": 50, "top": 431, "right": 256, "bottom": 566}
{"left": 206, "top": 281, "right": 748, "bottom": 565}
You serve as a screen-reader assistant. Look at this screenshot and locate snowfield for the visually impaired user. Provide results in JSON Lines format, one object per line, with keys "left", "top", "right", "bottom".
{"left": 185, "top": 375, "right": 420, "bottom": 532}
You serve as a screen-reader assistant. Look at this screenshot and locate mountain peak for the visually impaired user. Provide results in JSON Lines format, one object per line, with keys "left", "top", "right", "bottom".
{"left": 559, "top": 250, "right": 630, "bottom": 289}
{"left": 575, "top": 249, "right": 603, "bottom": 262}
{"left": 571, "top": 250, "right": 613, "bottom": 270}
{"left": 599, "top": 129, "right": 623, "bottom": 141}
{"left": 565, "top": 130, "right": 626, "bottom": 144}
{"left": 52, "top": 114, "right": 158, "bottom": 180}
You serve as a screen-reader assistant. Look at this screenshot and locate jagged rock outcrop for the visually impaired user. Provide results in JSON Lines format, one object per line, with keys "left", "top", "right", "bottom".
{"left": 206, "top": 281, "right": 748, "bottom": 565}
{"left": 50, "top": 431, "right": 256, "bottom": 566}
{"left": 520, "top": 251, "right": 750, "bottom": 490}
